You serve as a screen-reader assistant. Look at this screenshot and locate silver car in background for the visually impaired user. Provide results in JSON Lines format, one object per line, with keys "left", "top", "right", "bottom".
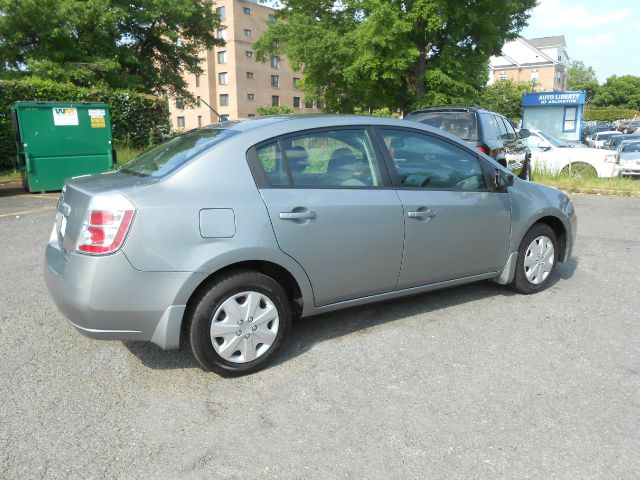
{"left": 616, "top": 140, "right": 640, "bottom": 176}
{"left": 45, "top": 116, "right": 577, "bottom": 375}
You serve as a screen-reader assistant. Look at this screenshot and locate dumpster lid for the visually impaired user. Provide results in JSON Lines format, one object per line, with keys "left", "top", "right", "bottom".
{"left": 11, "top": 101, "right": 110, "bottom": 110}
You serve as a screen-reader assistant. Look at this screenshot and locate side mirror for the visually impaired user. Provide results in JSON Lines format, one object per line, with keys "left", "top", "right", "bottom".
{"left": 518, "top": 128, "right": 530, "bottom": 139}
{"left": 494, "top": 169, "right": 515, "bottom": 189}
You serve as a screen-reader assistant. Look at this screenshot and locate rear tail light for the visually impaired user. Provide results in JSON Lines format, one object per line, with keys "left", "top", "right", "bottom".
{"left": 476, "top": 146, "right": 488, "bottom": 155}
{"left": 76, "top": 194, "right": 135, "bottom": 255}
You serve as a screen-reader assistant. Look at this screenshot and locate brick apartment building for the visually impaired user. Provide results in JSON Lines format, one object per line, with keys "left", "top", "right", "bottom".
{"left": 488, "top": 36, "right": 570, "bottom": 91}
{"left": 168, "top": 0, "right": 319, "bottom": 130}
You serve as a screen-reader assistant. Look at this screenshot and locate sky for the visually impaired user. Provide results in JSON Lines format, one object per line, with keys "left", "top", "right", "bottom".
{"left": 521, "top": 0, "right": 640, "bottom": 82}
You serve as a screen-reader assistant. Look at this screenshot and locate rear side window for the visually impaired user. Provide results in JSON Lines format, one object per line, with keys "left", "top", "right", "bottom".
{"left": 120, "top": 127, "right": 237, "bottom": 178}
{"left": 479, "top": 113, "right": 499, "bottom": 141}
{"left": 380, "top": 129, "right": 487, "bottom": 190}
{"left": 254, "top": 129, "right": 383, "bottom": 188}
{"left": 405, "top": 111, "right": 478, "bottom": 142}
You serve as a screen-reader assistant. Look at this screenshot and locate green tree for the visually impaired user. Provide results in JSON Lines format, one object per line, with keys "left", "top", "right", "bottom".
{"left": 592, "top": 75, "right": 640, "bottom": 110}
{"left": 0, "top": 0, "right": 222, "bottom": 100}
{"left": 256, "top": 105, "right": 295, "bottom": 116}
{"left": 255, "top": 0, "right": 536, "bottom": 113}
{"left": 566, "top": 60, "right": 599, "bottom": 102}
{"left": 478, "top": 80, "right": 532, "bottom": 124}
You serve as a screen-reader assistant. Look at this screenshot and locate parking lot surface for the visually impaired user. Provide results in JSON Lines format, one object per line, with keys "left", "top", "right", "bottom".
{"left": 1, "top": 184, "right": 639, "bottom": 479}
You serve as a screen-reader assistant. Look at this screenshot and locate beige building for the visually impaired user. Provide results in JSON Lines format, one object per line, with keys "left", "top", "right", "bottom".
{"left": 169, "top": 0, "right": 319, "bottom": 130}
{"left": 489, "top": 36, "right": 570, "bottom": 91}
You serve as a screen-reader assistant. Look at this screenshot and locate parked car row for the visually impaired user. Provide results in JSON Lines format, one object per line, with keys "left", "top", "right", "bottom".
{"left": 616, "top": 120, "right": 640, "bottom": 134}
{"left": 613, "top": 139, "right": 640, "bottom": 176}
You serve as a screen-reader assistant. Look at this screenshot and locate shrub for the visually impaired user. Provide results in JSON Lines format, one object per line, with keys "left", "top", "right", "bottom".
{"left": 0, "top": 78, "right": 170, "bottom": 168}
{"left": 584, "top": 108, "right": 640, "bottom": 122}
{"left": 256, "top": 105, "right": 295, "bottom": 116}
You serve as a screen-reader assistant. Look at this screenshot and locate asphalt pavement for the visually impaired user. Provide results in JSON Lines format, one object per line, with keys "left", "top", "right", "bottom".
{"left": 0, "top": 184, "right": 639, "bottom": 479}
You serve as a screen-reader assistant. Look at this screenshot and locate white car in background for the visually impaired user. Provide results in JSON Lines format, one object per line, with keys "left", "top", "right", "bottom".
{"left": 523, "top": 130, "right": 620, "bottom": 178}
{"left": 587, "top": 130, "right": 620, "bottom": 149}
{"left": 617, "top": 140, "right": 640, "bottom": 177}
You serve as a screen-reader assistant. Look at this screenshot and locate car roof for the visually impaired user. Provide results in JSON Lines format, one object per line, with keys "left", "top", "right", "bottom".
{"left": 405, "top": 106, "right": 494, "bottom": 116}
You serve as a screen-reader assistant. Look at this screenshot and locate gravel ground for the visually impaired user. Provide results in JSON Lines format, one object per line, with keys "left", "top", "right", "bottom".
{"left": 1, "top": 186, "right": 639, "bottom": 479}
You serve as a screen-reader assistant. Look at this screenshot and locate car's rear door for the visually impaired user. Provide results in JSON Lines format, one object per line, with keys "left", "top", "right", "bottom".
{"left": 248, "top": 127, "right": 404, "bottom": 307}
{"left": 374, "top": 127, "right": 511, "bottom": 289}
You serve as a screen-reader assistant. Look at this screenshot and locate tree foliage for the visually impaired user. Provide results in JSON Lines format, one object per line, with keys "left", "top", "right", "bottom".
{"left": 592, "top": 75, "right": 640, "bottom": 111}
{"left": 567, "top": 61, "right": 599, "bottom": 103}
{"left": 0, "top": 0, "right": 222, "bottom": 100}
{"left": 255, "top": 0, "right": 536, "bottom": 113}
{"left": 478, "top": 80, "right": 532, "bottom": 124}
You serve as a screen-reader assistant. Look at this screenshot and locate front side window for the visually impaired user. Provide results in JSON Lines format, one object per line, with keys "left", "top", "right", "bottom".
{"left": 254, "top": 129, "right": 383, "bottom": 188}
{"left": 380, "top": 129, "right": 487, "bottom": 190}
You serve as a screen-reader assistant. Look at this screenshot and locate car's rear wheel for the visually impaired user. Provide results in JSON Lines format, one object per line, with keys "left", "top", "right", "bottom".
{"left": 189, "top": 269, "right": 291, "bottom": 376}
{"left": 511, "top": 224, "right": 558, "bottom": 294}
{"left": 560, "top": 162, "right": 597, "bottom": 179}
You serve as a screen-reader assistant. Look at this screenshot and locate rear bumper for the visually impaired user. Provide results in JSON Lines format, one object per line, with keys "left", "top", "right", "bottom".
{"left": 44, "top": 234, "right": 205, "bottom": 349}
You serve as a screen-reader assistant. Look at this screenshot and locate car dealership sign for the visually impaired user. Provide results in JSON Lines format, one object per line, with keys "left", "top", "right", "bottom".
{"left": 522, "top": 91, "right": 587, "bottom": 106}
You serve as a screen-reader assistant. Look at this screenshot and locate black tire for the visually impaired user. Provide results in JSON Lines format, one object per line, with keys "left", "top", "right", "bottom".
{"left": 511, "top": 223, "right": 558, "bottom": 294}
{"left": 189, "top": 269, "right": 291, "bottom": 376}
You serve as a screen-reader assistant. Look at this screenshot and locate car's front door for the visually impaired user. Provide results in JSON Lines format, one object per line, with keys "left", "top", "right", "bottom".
{"left": 376, "top": 128, "right": 512, "bottom": 290}
{"left": 250, "top": 128, "right": 404, "bottom": 307}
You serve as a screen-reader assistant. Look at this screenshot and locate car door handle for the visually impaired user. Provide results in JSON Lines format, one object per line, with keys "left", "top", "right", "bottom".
{"left": 407, "top": 209, "right": 436, "bottom": 219}
{"left": 279, "top": 211, "right": 316, "bottom": 220}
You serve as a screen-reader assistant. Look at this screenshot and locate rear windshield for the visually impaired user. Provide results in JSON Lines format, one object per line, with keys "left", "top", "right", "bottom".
{"left": 621, "top": 142, "right": 640, "bottom": 152}
{"left": 405, "top": 112, "right": 478, "bottom": 142}
{"left": 120, "top": 127, "right": 237, "bottom": 178}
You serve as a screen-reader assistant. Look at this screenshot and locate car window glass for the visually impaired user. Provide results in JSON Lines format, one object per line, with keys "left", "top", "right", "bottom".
{"left": 495, "top": 115, "right": 508, "bottom": 139}
{"left": 479, "top": 113, "right": 499, "bottom": 141}
{"left": 501, "top": 117, "right": 516, "bottom": 138}
{"left": 256, "top": 142, "right": 288, "bottom": 185}
{"left": 380, "top": 129, "right": 487, "bottom": 190}
{"left": 622, "top": 143, "right": 640, "bottom": 152}
{"left": 405, "top": 112, "right": 478, "bottom": 142}
{"left": 524, "top": 134, "right": 542, "bottom": 149}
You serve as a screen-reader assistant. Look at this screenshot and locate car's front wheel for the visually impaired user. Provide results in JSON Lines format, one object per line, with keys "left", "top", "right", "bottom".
{"left": 189, "top": 269, "right": 291, "bottom": 376}
{"left": 511, "top": 224, "right": 558, "bottom": 294}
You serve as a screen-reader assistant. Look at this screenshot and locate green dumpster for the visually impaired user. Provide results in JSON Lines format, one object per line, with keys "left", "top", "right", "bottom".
{"left": 11, "top": 102, "right": 114, "bottom": 192}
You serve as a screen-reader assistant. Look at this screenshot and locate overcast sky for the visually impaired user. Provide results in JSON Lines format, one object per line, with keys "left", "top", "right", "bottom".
{"left": 521, "top": 0, "right": 640, "bottom": 83}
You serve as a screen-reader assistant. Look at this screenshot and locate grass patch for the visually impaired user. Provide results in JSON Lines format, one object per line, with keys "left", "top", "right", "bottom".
{"left": 533, "top": 170, "right": 640, "bottom": 196}
{"left": 114, "top": 144, "right": 145, "bottom": 166}
{"left": 0, "top": 168, "right": 20, "bottom": 183}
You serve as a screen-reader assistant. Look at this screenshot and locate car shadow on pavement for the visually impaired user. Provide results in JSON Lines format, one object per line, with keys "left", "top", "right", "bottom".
{"left": 122, "top": 259, "right": 577, "bottom": 372}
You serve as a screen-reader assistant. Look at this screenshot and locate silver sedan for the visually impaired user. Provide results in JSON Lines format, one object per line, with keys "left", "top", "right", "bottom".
{"left": 45, "top": 115, "right": 577, "bottom": 375}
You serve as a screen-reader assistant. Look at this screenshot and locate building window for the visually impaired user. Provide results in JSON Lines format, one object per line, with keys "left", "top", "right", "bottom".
{"left": 218, "top": 72, "right": 228, "bottom": 85}
{"left": 244, "top": 29, "right": 252, "bottom": 37}
{"left": 195, "top": 75, "right": 200, "bottom": 88}
{"left": 216, "top": 6, "right": 225, "bottom": 21}
{"left": 220, "top": 94, "right": 229, "bottom": 106}
{"left": 271, "top": 75, "right": 279, "bottom": 88}
{"left": 293, "top": 96, "right": 301, "bottom": 108}
{"left": 247, "top": 93, "right": 254, "bottom": 100}
{"left": 268, "top": 14, "right": 276, "bottom": 23}
{"left": 531, "top": 70, "right": 538, "bottom": 85}
{"left": 175, "top": 98, "right": 184, "bottom": 109}
{"left": 197, "top": 115, "right": 202, "bottom": 127}
{"left": 217, "top": 51, "right": 227, "bottom": 64}
{"left": 499, "top": 72, "right": 506, "bottom": 81}
{"left": 243, "top": 6, "right": 251, "bottom": 14}
{"left": 177, "top": 116, "right": 185, "bottom": 128}
{"left": 248, "top": 113, "right": 256, "bottom": 118}
{"left": 270, "top": 56, "right": 280, "bottom": 69}
{"left": 196, "top": 95, "right": 201, "bottom": 107}
{"left": 305, "top": 98, "right": 313, "bottom": 108}
{"left": 563, "top": 106, "right": 578, "bottom": 132}
{"left": 272, "top": 95, "right": 279, "bottom": 106}
{"left": 293, "top": 77, "right": 301, "bottom": 88}
{"left": 245, "top": 50, "right": 253, "bottom": 58}
{"left": 217, "top": 28, "right": 227, "bottom": 41}
{"left": 246, "top": 72, "right": 254, "bottom": 79}
{"left": 316, "top": 99, "right": 324, "bottom": 109}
